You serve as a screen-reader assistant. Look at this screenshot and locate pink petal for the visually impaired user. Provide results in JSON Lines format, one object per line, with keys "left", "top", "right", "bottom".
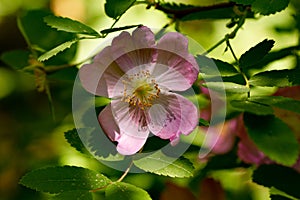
{"left": 116, "top": 130, "right": 148, "bottom": 155}
{"left": 79, "top": 46, "right": 124, "bottom": 97}
{"left": 111, "top": 99, "right": 150, "bottom": 155}
{"left": 98, "top": 104, "right": 120, "bottom": 141}
{"left": 148, "top": 92, "right": 198, "bottom": 141}
{"left": 201, "top": 119, "right": 237, "bottom": 155}
{"left": 154, "top": 32, "right": 199, "bottom": 91}
{"left": 111, "top": 26, "right": 157, "bottom": 72}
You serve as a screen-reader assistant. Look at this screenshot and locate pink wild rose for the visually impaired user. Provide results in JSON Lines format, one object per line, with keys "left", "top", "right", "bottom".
{"left": 79, "top": 26, "right": 199, "bottom": 155}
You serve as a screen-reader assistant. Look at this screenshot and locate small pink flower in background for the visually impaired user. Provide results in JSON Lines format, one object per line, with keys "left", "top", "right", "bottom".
{"left": 235, "top": 116, "right": 273, "bottom": 166}
{"left": 79, "top": 26, "right": 199, "bottom": 155}
{"left": 198, "top": 86, "right": 236, "bottom": 157}
{"left": 273, "top": 86, "right": 300, "bottom": 138}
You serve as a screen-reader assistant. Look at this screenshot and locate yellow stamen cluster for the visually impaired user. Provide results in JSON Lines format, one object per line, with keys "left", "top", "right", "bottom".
{"left": 122, "top": 70, "right": 160, "bottom": 109}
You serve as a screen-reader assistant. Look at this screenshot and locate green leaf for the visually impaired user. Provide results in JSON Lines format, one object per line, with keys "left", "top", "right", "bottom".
{"left": 196, "top": 55, "right": 239, "bottom": 77}
{"left": 244, "top": 113, "right": 299, "bottom": 166}
{"left": 44, "top": 15, "right": 100, "bottom": 37}
{"left": 199, "top": 118, "right": 210, "bottom": 126}
{"left": 189, "top": 149, "right": 239, "bottom": 191}
{"left": 249, "top": 96, "right": 300, "bottom": 114}
{"left": 252, "top": 0, "right": 290, "bottom": 15}
{"left": 253, "top": 165, "right": 300, "bottom": 199}
{"left": 249, "top": 69, "right": 300, "bottom": 87}
{"left": 50, "top": 190, "right": 92, "bottom": 200}
{"left": 38, "top": 39, "right": 79, "bottom": 61}
{"left": 95, "top": 96, "right": 111, "bottom": 107}
{"left": 231, "top": 100, "right": 274, "bottom": 115}
{"left": 105, "top": 182, "right": 151, "bottom": 200}
{"left": 1, "top": 50, "right": 30, "bottom": 70}
{"left": 270, "top": 187, "right": 299, "bottom": 200}
{"left": 270, "top": 194, "right": 295, "bottom": 200}
{"left": 64, "top": 128, "right": 91, "bottom": 156}
{"left": 231, "top": 0, "right": 255, "bottom": 5}
{"left": 19, "top": 166, "right": 111, "bottom": 194}
{"left": 78, "top": 127, "right": 124, "bottom": 161}
{"left": 48, "top": 66, "right": 78, "bottom": 81}
{"left": 104, "top": 0, "right": 136, "bottom": 19}
{"left": 133, "top": 151, "right": 194, "bottom": 178}
{"left": 251, "top": 46, "right": 300, "bottom": 70}
{"left": 239, "top": 39, "right": 275, "bottom": 73}
{"left": 203, "top": 82, "right": 250, "bottom": 93}
{"left": 18, "top": 10, "right": 77, "bottom": 65}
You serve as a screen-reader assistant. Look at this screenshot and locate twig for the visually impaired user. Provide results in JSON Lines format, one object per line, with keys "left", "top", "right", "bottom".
{"left": 154, "top": 2, "right": 236, "bottom": 19}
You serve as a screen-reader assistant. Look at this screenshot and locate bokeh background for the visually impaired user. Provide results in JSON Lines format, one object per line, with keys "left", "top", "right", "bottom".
{"left": 0, "top": 0, "right": 299, "bottom": 199}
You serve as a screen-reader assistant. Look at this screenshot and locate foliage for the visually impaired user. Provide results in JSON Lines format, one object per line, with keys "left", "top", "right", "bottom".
{"left": 1, "top": 0, "right": 300, "bottom": 199}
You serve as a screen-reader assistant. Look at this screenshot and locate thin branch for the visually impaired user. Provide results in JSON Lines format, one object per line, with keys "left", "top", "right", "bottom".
{"left": 203, "top": 37, "right": 227, "bottom": 56}
{"left": 202, "top": 9, "right": 248, "bottom": 55}
{"left": 154, "top": 2, "right": 236, "bottom": 19}
{"left": 226, "top": 40, "right": 238, "bottom": 63}
{"left": 117, "top": 161, "right": 134, "bottom": 182}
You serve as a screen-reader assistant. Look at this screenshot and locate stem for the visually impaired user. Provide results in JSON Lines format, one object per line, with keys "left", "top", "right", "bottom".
{"left": 89, "top": 160, "right": 134, "bottom": 193}
{"left": 89, "top": 183, "right": 112, "bottom": 193}
{"left": 203, "top": 9, "right": 248, "bottom": 55}
{"left": 226, "top": 40, "right": 238, "bottom": 63}
{"left": 117, "top": 161, "right": 134, "bottom": 182}
{"left": 103, "top": 0, "right": 137, "bottom": 37}
{"left": 203, "top": 37, "right": 227, "bottom": 55}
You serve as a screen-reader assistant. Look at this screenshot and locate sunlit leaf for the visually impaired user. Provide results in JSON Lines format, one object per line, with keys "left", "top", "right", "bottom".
{"left": 196, "top": 55, "right": 239, "bottom": 77}
{"left": 44, "top": 15, "right": 100, "bottom": 37}
{"left": 77, "top": 126, "right": 124, "bottom": 161}
{"left": 105, "top": 182, "right": 151, "bottom": 200}
{"left": 270, "top": 187, "right": 299, "bottom": 200}
{"left": 244, "top": 113, "right": 299, "bottom": 166}
{"left": 253, "top": 165, "right": 300, "bottom": 199}
{"left": 231, "top": 100, "right": 274, "bottom": 115}
{"left": 19, "top": 166, "right": 111, "bottom": 194}
{"left": 133, "top": 151, "right": 194, "bottom": 178}
{"left": 105, "top": 0, "right": 136, "bottom": 19}
{"left": 239, "top": 39, "right": 275, "bottom": 74}
{"left": 249, "top": 69, "right": 300, "bottom": 87}
{"left": 38, "top": 39, "right": 79, "bottom": 61}
{"left": 50, "top": 190, "right": 92, "bottom": 200}
{"left": 203, "top": 82, "right": 250, "bottom": 93}
{"left": 64, "top": 128, "right": 91, "bottom": 156}
{"left": 252, "top": 0, "right": 290, "bottom": 15}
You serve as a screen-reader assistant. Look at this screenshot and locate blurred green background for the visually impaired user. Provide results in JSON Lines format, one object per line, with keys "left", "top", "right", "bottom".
{"left": 0, "top": 0, "right": 299, "bottom": 199}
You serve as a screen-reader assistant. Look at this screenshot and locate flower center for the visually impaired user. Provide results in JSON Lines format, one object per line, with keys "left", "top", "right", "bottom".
{"left": 122, "top": 70, "right": 160, "bottom": 109}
